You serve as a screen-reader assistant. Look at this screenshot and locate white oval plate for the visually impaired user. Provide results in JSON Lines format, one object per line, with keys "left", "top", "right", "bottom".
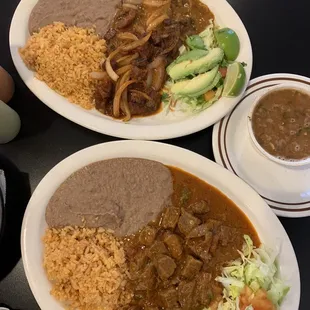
{"left": 10, "top": 0, "right": 252, "bottom": 140}
{"left": 212, "top": 73, "right": 310, "bottom": 218}
{"left": 21, "top": 140, "right": 299, "bottom": 310}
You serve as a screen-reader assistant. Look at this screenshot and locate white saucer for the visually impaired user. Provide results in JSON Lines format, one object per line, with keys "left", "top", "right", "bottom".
{"left": 213, "top": 73, "right": 310, "bottom": 218}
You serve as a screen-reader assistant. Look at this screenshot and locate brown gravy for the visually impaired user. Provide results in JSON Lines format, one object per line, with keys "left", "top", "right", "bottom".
{"left": 252, "top": 88, "right": 310, "bottom": 160}
{"left": 123, "top": 166, "right": 259, "bottom": 310}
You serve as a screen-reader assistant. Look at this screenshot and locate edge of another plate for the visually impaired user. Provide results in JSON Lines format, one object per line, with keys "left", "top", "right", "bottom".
{"left": 213, "top": 73, "right": 310, "bottom": 218}
{"left": 21, "top": 140, "right": 299, "bottom": 310}
{"left": 9, "top": 0, "right": 252, "bottom": 140}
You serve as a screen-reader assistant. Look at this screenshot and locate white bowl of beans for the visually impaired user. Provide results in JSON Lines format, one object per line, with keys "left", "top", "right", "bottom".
{"left": 247, "top": 83, "right": 310, "bottom": 167}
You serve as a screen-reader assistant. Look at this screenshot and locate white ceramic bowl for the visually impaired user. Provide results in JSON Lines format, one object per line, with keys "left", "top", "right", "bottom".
{"left": 21, "top": 141, "right": 300, "bottom": 310}
{"left": 247, "top": 83, "right": 310, "bottom": 167}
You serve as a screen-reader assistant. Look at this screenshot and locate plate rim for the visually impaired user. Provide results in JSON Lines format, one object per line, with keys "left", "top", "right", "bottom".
{"left": 21, "top": 140, "right": 300, "bottom": 310}
{"left": 212, "top": 73, "right": 310, "bottom": 218}
{"left": 9, "top": 0, "right": 252, "bottom": 140}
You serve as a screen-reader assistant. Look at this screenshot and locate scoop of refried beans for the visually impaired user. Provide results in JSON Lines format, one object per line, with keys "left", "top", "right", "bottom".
{"left": 29, "top": 0, "right": 119, "bottom": 37}
{"left": 45, "top": 158, "right": 173, "bottom": 236}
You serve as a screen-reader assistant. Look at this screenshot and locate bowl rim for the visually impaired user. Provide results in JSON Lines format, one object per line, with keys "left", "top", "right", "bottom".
{"left": 247, "top": 83, "right": 310, "bottom": 167}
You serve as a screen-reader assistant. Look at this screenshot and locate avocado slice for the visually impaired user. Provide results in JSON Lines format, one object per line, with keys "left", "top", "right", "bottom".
{"left": 171, "top": 66, "right": 220, "bottom": 97}
{"left": 167, "top": 49, "right": 208, "bottom": 72}
{"left": 186, "top": 35, "right": 206, "bottom": 50}
{"left": 167, "top": 48, "right": 224, "bottom": 80}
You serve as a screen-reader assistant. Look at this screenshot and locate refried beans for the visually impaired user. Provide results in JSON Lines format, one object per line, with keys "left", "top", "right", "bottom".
{"left": 45, "top": 158, "right": 173, "bottom": 236}
{"left": 29, "top": 0, "right": 120, "bottom": 37}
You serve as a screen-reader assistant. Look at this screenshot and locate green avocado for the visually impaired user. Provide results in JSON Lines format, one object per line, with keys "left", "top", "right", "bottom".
{"left": 167, "top": 49, "right": 209, "bottom": 72}
{"left": 171, "top": 66, "right": 220, "bottom": 97}
{"left": 167, "top": 48, "right": 224, "bottom": 80}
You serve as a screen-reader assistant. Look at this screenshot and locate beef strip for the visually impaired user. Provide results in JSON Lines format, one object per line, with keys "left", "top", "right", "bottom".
{"left": 130, "top": 66, "right": 148, "bottom": 82}
{"left": 95, "top": 75, "right": 113, "bottom": 112}
{"left": 104, "top": 28, "right": 117, "bottom": 40}
{"left": 128, "top": 89, "right": 161, "bottom": 115}
{"left": 135, "top": 42, "right": 155, "bottom": 60}
{"left": 115, "top": 8, "right": 137, "bottom": 29}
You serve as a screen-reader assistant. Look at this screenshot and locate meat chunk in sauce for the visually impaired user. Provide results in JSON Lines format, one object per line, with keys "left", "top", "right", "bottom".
{"left": 162, "top": 207, "right": 180, "bottom": 230}
{"left": 178, "top": 280, "right": 196, "bottom": 309}
{"left": 139, "top": 226, "right": 157, "bottom": 246}
{"left": 210, "top": 231, "right": 221, "bottom": 255}
{"left": 154, "top": 254, "right": 177, "bottom": 280}
{"left": 148, "top": 241, "right": 168, "bottom": 257}
{"left": 188, "top": 200, "right": 210, "bottom": 214}
{"left": 181, "top": 255, "right": 202, "bottom": 279}
{"left": 129, "top": 250, "right": 149, "bottom": 276}
{"left": 194, "top": 272, "right": 213, "bottom": 306}
{"left": 220, "top": 225, "right": 237, "bottom": 246}
{"left": 158, "top": 287, "right": 179, "bottom": 309}
{"left": 135, "top": 263, "right": 157, "bottom": 290}
{"left": 178, "top": 209, "right": 201, "bottom": 236}
{"left": 187, "top": 233, "right": 212, "bottom": 262}
{"left": 187, "top": 223, "right": 212, "bottom": 239}
{"left": 164, "top": 234, "right": 183, "bottom": 259}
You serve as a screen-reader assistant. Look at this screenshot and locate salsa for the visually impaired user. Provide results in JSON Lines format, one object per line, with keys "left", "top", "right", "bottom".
{"left": 123, "top": 166, "right": 259, "bottom": 310}
{"left": 252, "top": 88, "right": 310, "bottom": 160}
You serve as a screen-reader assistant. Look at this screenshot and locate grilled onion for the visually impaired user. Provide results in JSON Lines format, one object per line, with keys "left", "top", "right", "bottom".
{"left": 113, "top": 80, "right": 137, "bottom": 117}
{"left": 117, "top": 32, "right": 139, "bottom": 41}
{"left": 123, "top": 3, "right": 139, "bottom": 9}
{"left": 117, "top": 53, "right": 139, "bottom": 66}
{"left": 116, "top": 64, "right": 133, "bottom": 76}
{"left": 106, "top": 49, "right": 120, "bottom": 81}
{"left": 120, "top": 32, "right": 152, "bottom": 52}
{"left": 146, "top": 14, "right": 169, "bottom": 32}
{"left": 143, "top": 0, "right": 170, "bottom": 7}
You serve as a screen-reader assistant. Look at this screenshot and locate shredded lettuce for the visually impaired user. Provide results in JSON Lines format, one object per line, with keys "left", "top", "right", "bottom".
{"left": 171, "top": 85, "right": 223, "bottom": 113}
{"left": 204, "top": 235, "right": 289, "bottom": 310}
{"left": 199, "top": 19, "right": 218, "bottom": 50}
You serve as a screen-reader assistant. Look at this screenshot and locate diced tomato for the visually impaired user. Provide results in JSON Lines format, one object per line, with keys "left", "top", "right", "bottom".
{"left": 204, "top": 90, "right": 216, "bottom": 101}
{"left": 219, "top": 67, "right": 227, "bottom": 78}
{"left": 239, "top": 286, "right": 276, "bottom": 310}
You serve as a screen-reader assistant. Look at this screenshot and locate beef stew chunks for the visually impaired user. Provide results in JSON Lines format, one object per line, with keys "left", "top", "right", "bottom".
{"left": 123, "top": 166, "right": 259, "bottom": 310}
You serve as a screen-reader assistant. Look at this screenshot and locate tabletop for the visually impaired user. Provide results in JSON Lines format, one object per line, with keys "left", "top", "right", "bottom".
{"left": 0, "top": 0, "right": 309, "bottom": 309}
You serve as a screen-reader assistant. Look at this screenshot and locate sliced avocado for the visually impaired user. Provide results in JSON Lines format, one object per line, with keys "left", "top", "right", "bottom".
{"left": 190, "top": 72, "right": 222, "bottom": 97}
{"left": 167, "top": 50, "right": 208, "bottom": 72}
{"left": 186, "top": 35, "right": 205, "bottom": 50}
{"left": 171, "top": 66, "right": 220, "bottom": 97}
{"left": 167, "top": 48, "right": 224, "bottom": 80}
